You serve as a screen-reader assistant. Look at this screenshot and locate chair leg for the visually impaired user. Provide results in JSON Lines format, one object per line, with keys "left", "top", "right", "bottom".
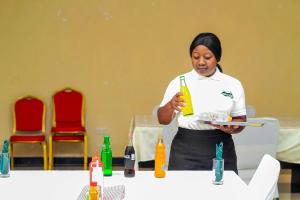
{"left": 84, "top": 133, "right": 88, "bottom": 170}
{"left": 42, "top": 141, "right": 48, "bottom": 170}
{"left": 9, "top": 143, "right": 14, "bottom": 170}
{"left": 49, "top": 134, "right": 53, "bottom": 170}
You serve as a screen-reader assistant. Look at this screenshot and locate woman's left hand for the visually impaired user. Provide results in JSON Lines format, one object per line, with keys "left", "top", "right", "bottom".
{"left": 213, "top": 124, "right": 240, "bottom": 134}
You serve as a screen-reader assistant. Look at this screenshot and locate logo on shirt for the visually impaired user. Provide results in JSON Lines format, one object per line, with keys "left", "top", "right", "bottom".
{"left": 221, "top": 90, "right": 233, "bottom": 99}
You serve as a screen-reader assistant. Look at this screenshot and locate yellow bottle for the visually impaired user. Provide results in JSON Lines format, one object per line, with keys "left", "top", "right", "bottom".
{"left": 154, "top": 137, "right": 166, "bottom": 178}
{"left": 180, "top": 76, "right": 193, "bottom": 116}
{"left": 89, "top": 183, "right": 99, "bottom": 200}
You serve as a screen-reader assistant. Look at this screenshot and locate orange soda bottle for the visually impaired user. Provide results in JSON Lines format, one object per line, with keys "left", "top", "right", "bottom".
{"left": 154, "top": 137, "right": 166, "bottom": 178}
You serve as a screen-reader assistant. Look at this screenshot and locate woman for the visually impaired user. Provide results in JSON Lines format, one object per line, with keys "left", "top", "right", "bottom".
{"left": 157, "top": 32, "right": 246, "bottom": 173}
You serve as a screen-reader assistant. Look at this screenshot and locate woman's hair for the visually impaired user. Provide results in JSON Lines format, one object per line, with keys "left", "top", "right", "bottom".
{"left": 189, "top": 32, "right": 223, "bottom": 72}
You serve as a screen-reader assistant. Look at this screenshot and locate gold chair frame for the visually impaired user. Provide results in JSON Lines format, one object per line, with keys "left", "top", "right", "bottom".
{"left": 48, "top": 88, "right": 88, "bottom": 170}
{"left": 9, "top": 96, "right": 48, "bottom": 170}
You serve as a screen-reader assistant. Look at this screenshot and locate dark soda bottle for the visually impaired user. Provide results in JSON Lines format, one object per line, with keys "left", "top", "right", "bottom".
{"left": 124, "top": 138, "right": 135, "bottom": 177}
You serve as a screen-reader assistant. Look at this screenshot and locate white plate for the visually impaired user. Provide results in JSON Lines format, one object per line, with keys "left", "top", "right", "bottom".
{"left": 200, "top": 121, "right": 264, "bottom": 127}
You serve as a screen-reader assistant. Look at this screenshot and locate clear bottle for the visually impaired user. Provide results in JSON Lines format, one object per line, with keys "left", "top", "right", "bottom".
{"left": 154, "top": 137, "right": 166, "bottom": 178}
{"left": 124, "top": 137, "right": 135, "bottom": 177}
{"left": 101, "top": 135, "right": 112, "bottom": 176}
{"left": 179, "top": 75, "right": 193, "bottom": 116}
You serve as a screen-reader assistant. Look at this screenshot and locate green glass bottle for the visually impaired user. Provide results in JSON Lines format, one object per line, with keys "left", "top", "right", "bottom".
{"left": 101, "top": 135, "right": 112, "bottom": 176}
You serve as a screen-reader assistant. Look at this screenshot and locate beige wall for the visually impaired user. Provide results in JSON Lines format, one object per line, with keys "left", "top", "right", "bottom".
{"left": 0, "top": 0, "right": 299, "bottom": 156}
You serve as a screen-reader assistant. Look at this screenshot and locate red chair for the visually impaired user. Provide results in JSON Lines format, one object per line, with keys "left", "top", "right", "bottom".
{"left": 49, "top": 88, "right": 88, "bottom": 170}
{"left": 9, "top": 96, "right": 48, "bottom": 170}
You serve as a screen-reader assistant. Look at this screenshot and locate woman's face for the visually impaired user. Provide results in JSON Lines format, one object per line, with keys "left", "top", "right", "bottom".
{"left": 191, "top": 45, "right": 217, "bottom": 77}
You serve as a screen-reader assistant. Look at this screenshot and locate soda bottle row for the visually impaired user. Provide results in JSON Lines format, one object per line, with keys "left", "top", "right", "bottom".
{"left": 99, "top": 134, "right": 166, "bottom": 179}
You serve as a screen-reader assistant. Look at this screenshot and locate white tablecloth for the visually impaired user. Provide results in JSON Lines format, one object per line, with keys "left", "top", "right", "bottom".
{"left": 276, "top": 118, "right": 300, "bottom": 164}
{"left": 0, "top": 170, "right": 247, "bottom": 200}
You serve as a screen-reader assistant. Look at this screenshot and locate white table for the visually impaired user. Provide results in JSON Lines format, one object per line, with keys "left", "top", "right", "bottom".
{"left": 276, "top": 118, "right": 300, "bottom": 164}
{"left": 0, "top": 170, "right": 248, "bottom": 200}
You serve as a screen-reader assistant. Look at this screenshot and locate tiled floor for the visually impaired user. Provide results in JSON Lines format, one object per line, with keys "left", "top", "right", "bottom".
{"left": 13, "top": 166, "right": 300, "bottom": 199}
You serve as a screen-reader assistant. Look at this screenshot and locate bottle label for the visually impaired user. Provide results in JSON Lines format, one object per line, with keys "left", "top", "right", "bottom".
{"left": 124, "top": 153, "right": 135, "bottom": 169}
{"left": 124, "top": 153, "right": 135, "bottom": 160}
{"left": 131, "top": 153, "right": 135, "bottom": 160}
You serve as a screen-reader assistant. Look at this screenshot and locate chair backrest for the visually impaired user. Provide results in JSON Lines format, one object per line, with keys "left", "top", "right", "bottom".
{"left": 14, "top": 96, "right": 45, "bottom": 133}
{"left": 248, "top": 154, "right": 281, "bottom": 200}
{"left": 53, "top": 88, "right": 84, "bottom": 128}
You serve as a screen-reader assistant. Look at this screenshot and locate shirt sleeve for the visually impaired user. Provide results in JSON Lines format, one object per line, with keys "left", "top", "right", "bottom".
{"left": 230, "top": 80, "right": 247, "bottom": 117}
{"left": 159, "top": 78, "right": 180, "bottom": 107}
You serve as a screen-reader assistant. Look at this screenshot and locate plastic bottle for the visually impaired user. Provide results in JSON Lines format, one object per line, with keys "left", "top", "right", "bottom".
{"left": 179, "top": 75, "right": 193, "bottom": 116}
{"left": 89, "top": 182, "right": 99, "bottom": 200}
{"left": 88, "top": 155, "right": 103, "bottom": 200}
{"left": 154, "top": 137, "right": 166, "bottom": 178}
{"left": 124, "top": 137, "right": 135, "bottom": 177}
{"left": 101, "top": 135, "right": 112, "bottom": 176}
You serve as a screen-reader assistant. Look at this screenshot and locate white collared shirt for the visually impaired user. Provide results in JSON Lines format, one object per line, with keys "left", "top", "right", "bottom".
{"left": 159, "top": 68, "right": 246, "bottom": 130}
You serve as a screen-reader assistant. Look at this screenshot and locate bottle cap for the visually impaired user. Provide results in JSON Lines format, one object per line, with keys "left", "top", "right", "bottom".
{"left": 157, "top": 137, "right": 164, "bottom": 144}
{"left": 179, "top": 75, "right": 185, "bottom": 80}
{"left": 92, "top": 154, "right": 100, "bottom": 162}
{"left": 90, "top": 181, "right": 97, "bottom": 187}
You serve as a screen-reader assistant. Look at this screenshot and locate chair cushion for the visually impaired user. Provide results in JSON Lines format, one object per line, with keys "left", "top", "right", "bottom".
{"left": 51, "top": 126, "right": 86, "bottom": 133}
{"left": 56, "top": 121, "right": 82, "bottom": 128}
{"left": 52, "top": 134, "right": 84, "bottom": 141}
{"left": 10, "top": 134, "right": 45, "bottom": 142}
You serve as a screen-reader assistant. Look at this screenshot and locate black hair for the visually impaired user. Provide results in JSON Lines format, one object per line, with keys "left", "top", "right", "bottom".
{"left": 189, "top": 32, "right": 223, "bottom": 72}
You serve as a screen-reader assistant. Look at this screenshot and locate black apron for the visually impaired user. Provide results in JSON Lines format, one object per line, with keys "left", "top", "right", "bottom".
{"left": 168, "top": 127, "right": 238, "bottom": 174}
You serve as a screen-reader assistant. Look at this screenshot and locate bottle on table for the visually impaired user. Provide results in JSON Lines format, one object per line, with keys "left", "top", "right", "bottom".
{"left": 89, "top": 182, "right": 99, "bottom": 200}
{"left": 154, "top": 136, "right": 166, "bottom": 178}
{"left": 88, "top": 155, "right": 103, "bottom": 200}
{"left": 101, "top": 135, "right": 112, "bottom": 176}
{"left": 179, "top": 75, "right": 193, "bottom": 116}
{"left": 124, "top": 137, "right": 135, "bottom": 177}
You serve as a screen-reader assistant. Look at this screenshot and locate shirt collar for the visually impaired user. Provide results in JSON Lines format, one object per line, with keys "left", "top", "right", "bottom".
{"left": 191, "top": 67, "right": 222, "bottom": 81}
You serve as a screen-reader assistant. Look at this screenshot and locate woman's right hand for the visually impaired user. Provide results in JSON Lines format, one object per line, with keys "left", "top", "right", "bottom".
{"left": 158, "top": 92, "right": 185, "bottom": 125}
{"left": 169, "top": 92, "right": 185, "bottom": 112}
